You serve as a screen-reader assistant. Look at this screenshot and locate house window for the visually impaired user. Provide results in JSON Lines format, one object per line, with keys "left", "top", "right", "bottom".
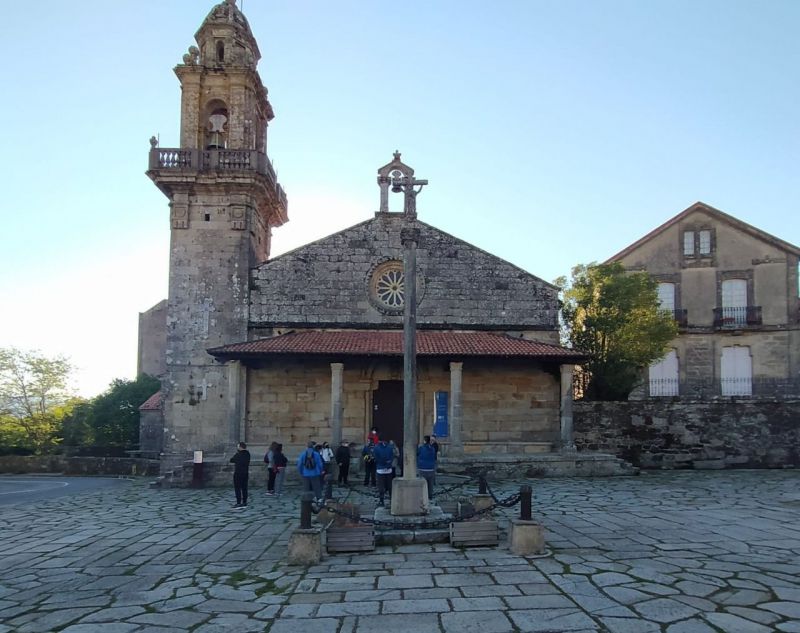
{"left": 649, "top": 350, "right": 679, "bottom": 396}
{"left": 683, "top": 229, "right": 714, "bottom": 257}
{"left": 699, "top": 230, "right": 712, "bottom": 254}
{"left": 720, "top": 346, "right": 752, "bottom": 396}
{"left": 657, "top": 283, "right": 675, "bottom": 312}
{"left": 721, "top": 278, "right": 748, "bottom": 325}
{"left": 683, "top": 231, "right": 695, "bottom": 255}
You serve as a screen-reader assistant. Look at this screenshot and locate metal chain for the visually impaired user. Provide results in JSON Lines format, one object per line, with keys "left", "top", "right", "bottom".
{"left": 320, "top": 489, "right": 521, "bottom": 530}
{"left": 485, "top": 479, "right": 502, "bottom": 503}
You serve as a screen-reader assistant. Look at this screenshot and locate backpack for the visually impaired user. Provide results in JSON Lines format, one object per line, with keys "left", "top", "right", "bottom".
{"left": 276, "top": 453, "right": 288, "bottom": 468}
{"left": 303, "top": 450, "right": 316, "bottom": 470}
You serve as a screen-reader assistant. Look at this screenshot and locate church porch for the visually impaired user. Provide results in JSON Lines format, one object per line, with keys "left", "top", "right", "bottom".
{"left": 208, "top": 330, "right": 588, "bottom": 466}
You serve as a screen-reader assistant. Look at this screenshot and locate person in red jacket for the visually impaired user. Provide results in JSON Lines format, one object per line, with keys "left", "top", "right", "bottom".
{"left": 367, "top": 426, "right": 379, "bottom": 445}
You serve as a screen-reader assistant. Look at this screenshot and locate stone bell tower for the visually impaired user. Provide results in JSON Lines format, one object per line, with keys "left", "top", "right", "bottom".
{"left": 147, "top": 0, "right": 288, "bottom": 466}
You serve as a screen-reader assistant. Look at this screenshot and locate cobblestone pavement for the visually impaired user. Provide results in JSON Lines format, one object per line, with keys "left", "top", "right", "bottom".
{"left": 1, "top": 470, "right": 799, "bottom": 632}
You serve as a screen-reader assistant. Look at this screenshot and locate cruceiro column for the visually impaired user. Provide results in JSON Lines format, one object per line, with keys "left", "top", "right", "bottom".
{"left": 379, "top": 152, "right": 430, "bottom": 515}
{"left": 392, "top": 225, "right": 429, "bottom": 515}
{"left": 560, "top": 364, "right": 576, "bottom": 451}
{"left": 449, "top": 361, "right": 464, "bottom": 454}
{"left": 401, "top": 225, "right": 420, "bottom": 480}
{"left": 330, "top": 363, "right": 344, "bottom": 447}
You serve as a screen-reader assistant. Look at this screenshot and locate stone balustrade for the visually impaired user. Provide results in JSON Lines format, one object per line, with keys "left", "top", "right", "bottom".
{"left": 148, "top": 147, "right": 287, "bottom": 209}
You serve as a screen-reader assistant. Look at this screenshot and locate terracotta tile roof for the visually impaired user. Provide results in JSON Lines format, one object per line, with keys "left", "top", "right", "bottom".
{"left": 139, "top": 391, "right": 163, "bottom": 411}
{"left": 208, "top": 331, "right": 587, "bottom": 361}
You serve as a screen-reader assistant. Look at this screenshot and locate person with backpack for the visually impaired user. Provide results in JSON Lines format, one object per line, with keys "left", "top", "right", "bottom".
{"left": 362, "top": 439, "right": 376, "bottom": 487}
{"left": 273, "top": 443, "right": 288, "bottom": 497}
{"left": 417, "top": 435, "right": 437, "bottom": 501}
{"left": 297, "top": 440, "right": 324, "bottom": 503}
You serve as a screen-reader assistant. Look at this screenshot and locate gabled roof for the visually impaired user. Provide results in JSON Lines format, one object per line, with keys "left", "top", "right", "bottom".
{"left": 208, "top": 330, "right": 587, "bottom": 362}
{"left": 251, "top": 213, "right": 559, "bottom": 330}
{"left": 139, "top": 391, "right": 163, "bottom": 412}
{"left": 259, "top": 216, "right": 558, "bottom": 290}
{"left": 606, "top": 201, "right": 800, "bottom": 262}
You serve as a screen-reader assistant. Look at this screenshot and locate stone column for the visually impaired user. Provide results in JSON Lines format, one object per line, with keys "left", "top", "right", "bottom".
{"left": 560, "top": 364, "right": 576, "bottom": 452}
{"left": 330, "top": 363, "right": 344, "bottom": 447}
{"left": 228, "top": 361, "right": 247, "bottom": 444}
{"left": 449, "top": 362, "right": 464, "bottom": 454}
{"left": 401, "top": 226, "right": 421, "bottom": 480}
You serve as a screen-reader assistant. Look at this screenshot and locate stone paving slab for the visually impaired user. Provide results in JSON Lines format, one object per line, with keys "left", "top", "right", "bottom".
{"left": 1, "top": 470, "right": 800, "bottom": 631}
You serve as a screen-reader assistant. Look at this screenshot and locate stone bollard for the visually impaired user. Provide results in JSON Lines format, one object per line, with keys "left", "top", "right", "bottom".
{"left": 471, "top": 472, "right": 493, "bottom": 513}
{"left": 509, "top": 485, "right": 546, "bottom": 555}
{"left": 287, "top": 492, "right": 322, "bottom": 565}
{"left": 471, "top": 493, "right": 493, "bottom": 513}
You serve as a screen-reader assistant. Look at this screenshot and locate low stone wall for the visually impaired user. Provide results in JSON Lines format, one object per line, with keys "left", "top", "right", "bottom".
{"left": 0, "top": 456, "right": 161, "bottom": 477}
{"left": 574, "top": 399, "right": 800, "bottom": 469}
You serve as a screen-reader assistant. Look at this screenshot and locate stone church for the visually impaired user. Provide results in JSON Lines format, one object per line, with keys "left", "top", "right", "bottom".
{"left": 140, "top": 0, "right": 618, "bottom": 475}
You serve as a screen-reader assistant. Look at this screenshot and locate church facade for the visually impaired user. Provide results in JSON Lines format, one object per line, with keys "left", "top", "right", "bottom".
{"left": 142, "top": 1, "right": 588, "bottom": 472}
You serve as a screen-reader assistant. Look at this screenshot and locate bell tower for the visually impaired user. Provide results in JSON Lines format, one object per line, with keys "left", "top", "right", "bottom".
{"left": 147, "top": 0, "right": 288, "bottom": 465}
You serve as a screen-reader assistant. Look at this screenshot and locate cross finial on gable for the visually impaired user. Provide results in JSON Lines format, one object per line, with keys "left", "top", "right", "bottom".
{"left": 393, "top": 150, "right": 401, "bottom": 161}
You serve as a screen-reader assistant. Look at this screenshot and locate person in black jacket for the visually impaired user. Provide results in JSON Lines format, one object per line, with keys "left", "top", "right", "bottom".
{"left": 335, "top": 441, "right": 351, "bottom": 486}
{"left": 230, "top": 441, "right": 251, "bottom": 508}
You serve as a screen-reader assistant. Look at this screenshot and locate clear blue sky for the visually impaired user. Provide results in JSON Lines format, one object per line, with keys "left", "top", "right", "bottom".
{"left": 1, "top": 0, "right": 798, "bottom": 397}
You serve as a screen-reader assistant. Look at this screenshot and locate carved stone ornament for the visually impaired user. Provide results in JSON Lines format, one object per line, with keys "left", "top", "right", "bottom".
{"left": 182, "top": 45, "right": 200, "bottom": 65}
{"left": 171, "top": 205, "right": 189, "bottom": 229}
{"left": 230, "top": 205, "right": 246, "bottom": 230}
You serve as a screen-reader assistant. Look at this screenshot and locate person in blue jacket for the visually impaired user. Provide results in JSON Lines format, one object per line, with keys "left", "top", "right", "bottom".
{"left": 416, "top": 435, "right": 437, "bottom": 501}
{"left": 297, "top": 440, "right": 324, "bottom": 503}
{"left": 372, "top": 439, "right": 394, "bottom": 506}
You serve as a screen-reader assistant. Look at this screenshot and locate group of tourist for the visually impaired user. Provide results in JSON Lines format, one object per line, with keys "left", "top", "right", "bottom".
{"left": 361, "top": 428, "right": 439, "bottom": 506}
{"left": 229, "top": 428, "right": 440, "bottom": 508}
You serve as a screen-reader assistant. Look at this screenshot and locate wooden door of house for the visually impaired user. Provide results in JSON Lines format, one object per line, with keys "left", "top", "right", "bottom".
{"left": 372, "top": 381, "right": 404, "bottom": 446}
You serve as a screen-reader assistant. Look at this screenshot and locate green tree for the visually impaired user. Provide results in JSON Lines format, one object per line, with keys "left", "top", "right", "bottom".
{"left": 59, "top": 398, "right": 93, "bottom": 446}
{"left": 79, "top": 375, "right": 161, "bottom": 449}
{"left": 0, "top": 347, "right": 75, "bottom": 451}
{"left": 556, "top": 262, "right": 678, "bottom": 401}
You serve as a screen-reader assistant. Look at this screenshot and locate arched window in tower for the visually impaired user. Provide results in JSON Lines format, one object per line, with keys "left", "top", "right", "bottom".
{"left": 204, "top": 101, "right": 229, "bottom": 150}
{"left": 216, "top": 40, "right": 225, "bottom": 63}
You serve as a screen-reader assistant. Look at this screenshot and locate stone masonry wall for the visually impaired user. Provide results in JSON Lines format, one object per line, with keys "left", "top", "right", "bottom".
{"left": 0, "top": 456, "right": 160, "bottom": 477}
{"left": 245, "top": 358, "right": 561, "bottom": 457}
{"left": 574, "top": 400, "right": 800, "bottom": 469}
{"left": 462, "top": 363, "right": 560, "bottom": 452}
{"left": 251, "top": 214, "right": 559, "bottom": 331}
{"left": 137, "top": 300, "right": 167, "bottom": 378}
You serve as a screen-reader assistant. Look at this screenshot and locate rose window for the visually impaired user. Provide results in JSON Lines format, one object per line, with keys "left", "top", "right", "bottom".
{"left": 375, "top": 268, "right": 405, "bottom": 308}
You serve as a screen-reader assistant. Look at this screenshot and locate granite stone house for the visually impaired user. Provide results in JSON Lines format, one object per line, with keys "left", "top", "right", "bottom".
{"left": 606, "top": 202, "right": 800, "bottom": 399}
{"left": 138, "top": 0, "right": 596, "bottom": 474}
